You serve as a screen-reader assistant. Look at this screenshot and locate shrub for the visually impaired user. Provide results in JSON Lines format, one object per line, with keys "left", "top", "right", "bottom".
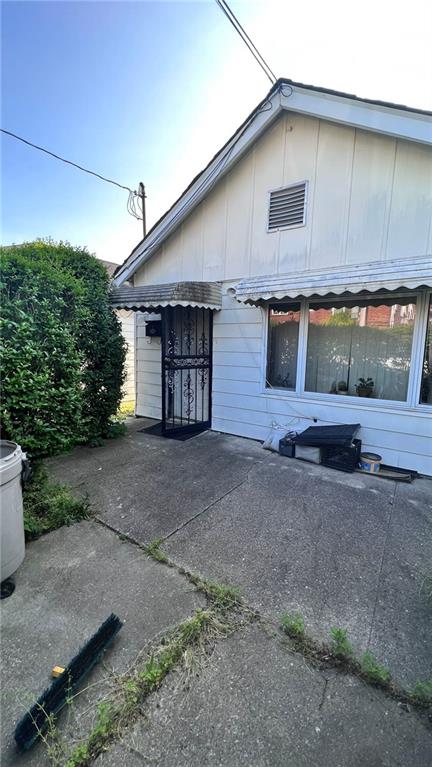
{"left": 0, "top": 240, "right": 126, "bottom": 456}
{"left": 0, "top": 249, "right": 84, "bottom": 456}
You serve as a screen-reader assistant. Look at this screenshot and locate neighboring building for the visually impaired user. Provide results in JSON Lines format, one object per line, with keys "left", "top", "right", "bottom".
{"left": 101, "top": 260, "right": 135, "bottom": 409}
{"left": 111, "top": 79, "right": 432, "bottom": 473}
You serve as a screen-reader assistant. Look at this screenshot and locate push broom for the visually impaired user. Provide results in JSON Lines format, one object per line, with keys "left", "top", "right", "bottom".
{"left": 15, "top": 613, "right": 123, "bottom": 750}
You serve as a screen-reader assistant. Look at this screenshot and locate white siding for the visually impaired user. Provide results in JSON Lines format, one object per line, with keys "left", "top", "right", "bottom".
{"left": 117, "top": 309, "right": 135, "bottom": 407}
{"left": 134, "top": 113, "right": 432, "bottom": 287}
{"left": 211, "top": 287, "right": 432, "bottom": 475}
{"left": 132, "top": 113, "right": 431, "bottom": 472}
{"left": 135, "top": 313, "right": 162, "bottom": 420}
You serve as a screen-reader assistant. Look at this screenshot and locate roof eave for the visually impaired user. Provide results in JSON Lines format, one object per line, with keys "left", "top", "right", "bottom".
{"left": 113, "top": 89, "right": 285, "bottom": 286}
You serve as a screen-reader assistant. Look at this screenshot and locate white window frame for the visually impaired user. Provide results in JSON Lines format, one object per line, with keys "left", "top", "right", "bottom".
{"left": 262, "top": 289, "right": 432, "bottom": 412}
{"left": 267, "top": 180, "right": 308, "bottom": 233}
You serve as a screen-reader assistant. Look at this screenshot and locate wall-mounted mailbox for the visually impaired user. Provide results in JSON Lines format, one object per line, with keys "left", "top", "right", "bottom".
{"left": 145, "top": 320, "right": 162, "bottom": 338}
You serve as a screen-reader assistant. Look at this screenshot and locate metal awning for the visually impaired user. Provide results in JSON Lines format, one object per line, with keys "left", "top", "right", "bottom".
{"left": 234, "top": 256, "right": 432, "bottom": 304}
{"left": 110, "top": 281, "right": 222, "bottom": 311}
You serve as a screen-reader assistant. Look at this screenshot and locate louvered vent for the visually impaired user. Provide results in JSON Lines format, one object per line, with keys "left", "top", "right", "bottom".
{"left": 268, "top": 182, "right": 306, "bottom": 231}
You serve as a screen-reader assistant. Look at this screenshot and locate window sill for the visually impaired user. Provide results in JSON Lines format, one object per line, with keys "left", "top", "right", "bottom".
{"left": 262, "top": 387, "right": 431, "bottom": 415}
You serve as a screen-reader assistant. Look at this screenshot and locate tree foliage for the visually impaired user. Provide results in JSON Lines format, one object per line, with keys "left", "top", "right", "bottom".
{"left": 1, "top": 240, "right": 126, "bottom": 457}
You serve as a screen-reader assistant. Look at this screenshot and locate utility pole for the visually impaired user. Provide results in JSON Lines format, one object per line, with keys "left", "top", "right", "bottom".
{"left": 138, "top": 181, "right": 147, "bottom": 237}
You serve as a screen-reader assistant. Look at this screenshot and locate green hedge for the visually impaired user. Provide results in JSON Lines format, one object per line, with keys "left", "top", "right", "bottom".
{"left": 0, "top": 240, "right": 126, "bottom": 457}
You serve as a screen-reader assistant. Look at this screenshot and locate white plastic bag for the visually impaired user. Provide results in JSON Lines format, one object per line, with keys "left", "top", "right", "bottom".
{"left": 262, "top": 424, "right": 288, "bottom": 452}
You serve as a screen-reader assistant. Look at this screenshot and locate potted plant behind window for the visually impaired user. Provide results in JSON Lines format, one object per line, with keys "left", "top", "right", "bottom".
{"left": 356, "top": 377, "right": 374, "bottom": 398}
{"left": 337, "top": 380, "right": 348, "bottom": 395}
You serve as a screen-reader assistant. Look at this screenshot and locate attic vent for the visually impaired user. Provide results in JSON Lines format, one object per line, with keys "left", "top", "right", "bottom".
{"left": 268, "top": 182, "right": 306, "bottom": 231}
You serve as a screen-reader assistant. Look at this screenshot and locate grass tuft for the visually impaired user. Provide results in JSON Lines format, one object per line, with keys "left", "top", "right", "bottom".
{"left": 23, "top": 464, "right": 90, "bottom": 541}
{"left": 330, "top": 627, "right": 355, "bottom": 659}
{"left": 280, "top": 611, "right": 305, "bottom": 639}
{"left": 199, "top": 579, "right": 242, "bottom": 609}
{"left": 144, "top": 538, "right": 168, "bottom": 563}
{"left": 410, "top": 679, "right": 432, "bottom": 707}
{"left": 360, "top": 651, "right": 391, "bottom": 685}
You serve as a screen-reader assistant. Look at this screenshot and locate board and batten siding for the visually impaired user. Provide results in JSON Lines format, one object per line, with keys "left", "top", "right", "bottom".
{"left": 134, "top": 113, "right": 432, "bottom": 286}
{"left": 132, "top": 112, "right": 432, "bottom": 473}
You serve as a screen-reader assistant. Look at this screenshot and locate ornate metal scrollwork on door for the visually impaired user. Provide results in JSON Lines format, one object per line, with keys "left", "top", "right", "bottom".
{"left": 162, "top": 306, "right": 212, "bottom": 434}
{"left": 183, "top": 371, "right": 194, "bottom": 417}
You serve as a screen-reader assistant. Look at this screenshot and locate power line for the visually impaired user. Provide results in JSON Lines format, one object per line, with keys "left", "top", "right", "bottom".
{"left": 0, "top": 127, "right": 136, "bottom": 193}
{"left": 121, "top": 87, "right": 280, "bottom": 278}
{"left": 214, "top": 0, "right": 277, "bottom": 85}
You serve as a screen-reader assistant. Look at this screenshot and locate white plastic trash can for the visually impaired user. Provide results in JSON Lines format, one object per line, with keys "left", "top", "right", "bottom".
{"left": 0, "top": 440, "right": 26, "bottom": 582}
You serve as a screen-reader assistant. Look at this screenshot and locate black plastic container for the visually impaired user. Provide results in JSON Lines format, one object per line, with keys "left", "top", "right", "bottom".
{"left": 295, "top": 424, "right": 360, "bottom": 447}
{"left": 320, "top": 438, "right": 362, "bottom": 473}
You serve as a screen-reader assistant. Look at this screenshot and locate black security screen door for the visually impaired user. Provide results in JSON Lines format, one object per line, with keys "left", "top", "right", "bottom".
{"left": 161, "top": 306, "right": 213, "bottom": 435}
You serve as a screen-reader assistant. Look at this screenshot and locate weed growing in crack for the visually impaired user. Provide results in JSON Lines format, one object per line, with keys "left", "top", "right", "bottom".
{"left": 199, "top": 580, "right": 242, "bottom": 610}
{"left": 410, "top": 679, "right": 432, "bottom": 707}
{"left": 64, "top": 743, "right": 89, "bottom": 767}
{"left": 56, "top": 605, "right": 250, "bottom": 767}
{"left": 144, "top": 538, "right": 168, "bottom": 563}
{"left": 330, "top": 627, "right": 355, "bottom": 659}
{"left": 280, "top": 611, "right": 305, "bottom": 639}
{"left": 143, "top": 539, "right": 243, "bottom": 614}
{"left": 360, "top": 651, "right": 391, "bottom": 685}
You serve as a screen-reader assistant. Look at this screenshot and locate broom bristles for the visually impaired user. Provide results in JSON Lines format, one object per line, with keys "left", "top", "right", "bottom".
{"left": 14, "top": 613, "right": 123, "bottom": 750}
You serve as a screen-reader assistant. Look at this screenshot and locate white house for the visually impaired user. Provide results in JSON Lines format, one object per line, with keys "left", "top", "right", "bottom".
{"left": 101, "top": 259, "right": 135, "bottom": 410}
{"left": 111, "top": 79, "right": 432, "bottom": 474}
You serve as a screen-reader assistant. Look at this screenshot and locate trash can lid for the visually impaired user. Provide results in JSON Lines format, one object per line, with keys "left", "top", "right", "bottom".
{"left": 0, "top": 440, "right": 24, "bottom": 485}
{"left": 0, "top": 440, "right": 21, "bottom": 461}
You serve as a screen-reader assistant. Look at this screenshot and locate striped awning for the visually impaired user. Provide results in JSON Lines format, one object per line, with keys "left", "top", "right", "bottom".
{"left": 110, "top": 281, "right": 222, "bottom": 311}
{"left": 234, "top": 256, "right": 432, "bottom": 304}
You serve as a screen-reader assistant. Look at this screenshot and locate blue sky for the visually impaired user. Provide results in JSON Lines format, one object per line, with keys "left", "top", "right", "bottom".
{"left": 2, "top": 0, "right": 431, "bottom": 263}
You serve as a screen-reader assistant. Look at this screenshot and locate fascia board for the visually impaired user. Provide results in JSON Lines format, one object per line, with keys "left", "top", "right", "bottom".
{"left": 279, "top": 86, "right": 432, "bottom": 146}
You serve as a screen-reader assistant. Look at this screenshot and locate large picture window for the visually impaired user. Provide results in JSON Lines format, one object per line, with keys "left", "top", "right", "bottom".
{"left": 265, "top": 292, "right": 430, "bottom": 405}
{"left": 266, "top": 303, "right": 300, "bottom": 390}
{"left": 305, "top": 298, "right": 416, "bottom": 401}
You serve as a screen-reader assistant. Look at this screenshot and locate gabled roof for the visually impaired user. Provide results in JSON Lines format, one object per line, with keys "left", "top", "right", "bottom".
{"left": 114, "top": 78, "right": 432, "bottom": 287}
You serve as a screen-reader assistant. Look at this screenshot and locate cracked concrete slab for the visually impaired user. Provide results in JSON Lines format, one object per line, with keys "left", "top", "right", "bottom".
{"left": 164, "top": 457, "right": 404, "bottom": 657}
{"left": 46, "top": 422, "right": 432, "bottom": 686}
{"left": 95, "top": 624, "right": 432, "bottom": 767}
{"left": 47, "top": 418, "right": 265, "bottom": 544}
{"left": 0, "top": 520, "right": 204, "bottom": 767}
{"left": 368, "top": 478, "right": 432, "bottom": 686}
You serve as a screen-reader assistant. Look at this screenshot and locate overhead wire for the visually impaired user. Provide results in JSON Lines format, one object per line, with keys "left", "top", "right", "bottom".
{"left": 1, "top": 128, "right": 135, "bottom": 193}
{"left": 1, "top": 127, "right": 144, "bottom": 222}
{"left": 214, "top": 0, "right": 277, "bottom": 84}
{"left": 121, "top": 85, "right": 285, "bottom": 278}
{"left": 3, "top": 3, "right": 278, "bottom": 237}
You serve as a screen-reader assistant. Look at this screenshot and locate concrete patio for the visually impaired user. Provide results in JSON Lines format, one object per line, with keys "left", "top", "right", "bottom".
{"left": 1, "top": 418, "right": 431, "bottom": 765}
{"left": 47, "top": 418, "right": 432, "bottom": 687}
